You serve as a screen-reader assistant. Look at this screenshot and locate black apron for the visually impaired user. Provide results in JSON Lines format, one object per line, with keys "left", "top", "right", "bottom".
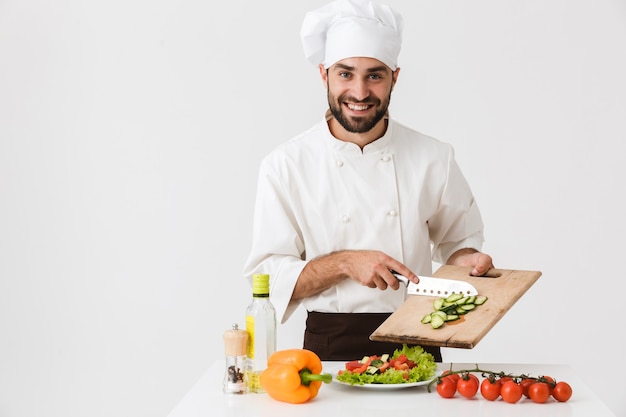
{"left": 303, "top": 311, "right": 442, "bottom": 361}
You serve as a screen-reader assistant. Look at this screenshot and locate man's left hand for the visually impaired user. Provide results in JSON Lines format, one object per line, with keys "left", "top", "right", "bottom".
{"left": 446, "top": 248, "right": 494, "bottom": 276}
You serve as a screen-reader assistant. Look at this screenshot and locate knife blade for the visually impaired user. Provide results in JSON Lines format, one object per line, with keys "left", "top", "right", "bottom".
{"left": 394, "top": 273, "right": 478, "bottom": 296}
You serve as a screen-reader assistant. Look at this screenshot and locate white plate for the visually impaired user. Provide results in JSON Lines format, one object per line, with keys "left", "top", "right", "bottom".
{"left": 332, "top": 369, "right": 441, "bottom": 390}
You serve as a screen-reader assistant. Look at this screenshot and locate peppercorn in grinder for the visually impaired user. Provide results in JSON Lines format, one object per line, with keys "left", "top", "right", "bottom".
{"left": 222, "top": 323, "right": 248, "bottom": 394}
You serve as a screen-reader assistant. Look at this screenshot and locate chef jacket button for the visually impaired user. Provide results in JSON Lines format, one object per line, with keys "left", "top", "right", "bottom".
{"left": 387, "top": 210, "right": 397, "bottom": 217}
{"left": 336, "top": 160, "right": 344, "bottom": 167}
{"left": 342, "top": 215, "right": 350, "bottom": 223}
{"left": 381, "top": 155, "right": 391, "bottom": 162}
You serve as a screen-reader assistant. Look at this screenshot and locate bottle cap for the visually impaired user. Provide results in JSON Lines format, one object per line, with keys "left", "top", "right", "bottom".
{"left": 223, "top": 323, "right": 248, "bottom": 356}
{"left": 252, "top": 274, "right": 270, "bottom": 296}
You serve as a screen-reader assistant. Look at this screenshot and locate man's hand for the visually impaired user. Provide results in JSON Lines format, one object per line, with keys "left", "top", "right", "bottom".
{"left": 293, "top": 250, "right": 417, "bottom": 300}
{"left": 337, "top": 250, "right": 417, "bottom": 290}
{"left": 446, "top": 248, "right": 494, "bottom": 276}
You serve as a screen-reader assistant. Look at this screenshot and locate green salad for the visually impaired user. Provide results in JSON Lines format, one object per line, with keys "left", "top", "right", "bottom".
{"left": 335, "top": 344, "right": 438, "bottom": 385}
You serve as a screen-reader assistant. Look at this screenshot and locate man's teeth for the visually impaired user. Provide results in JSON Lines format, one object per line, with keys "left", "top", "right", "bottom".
{"left": 347, "top": 103, "right": 369, "bottom": 111}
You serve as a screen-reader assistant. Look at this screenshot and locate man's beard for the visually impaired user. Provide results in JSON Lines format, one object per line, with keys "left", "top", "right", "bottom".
{"left": 328, "top": 91, "right": 391, "bottom": 134}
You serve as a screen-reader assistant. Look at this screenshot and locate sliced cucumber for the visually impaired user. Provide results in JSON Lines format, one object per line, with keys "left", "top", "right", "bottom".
{"left": 474, "top": 295, "right": 488, "bottom": 305}
{"left": 370, "top": 359, "right": 384, "bottom": 367}
{"left": 432, "top": 310, "right": 447, "bottom": 320}
{"left": 445, "top": 293, "right": 463, "bottom": 303}
{"left": 422, "top": 293, "right": 489, "bottom": 329}
{"left": 431, "top": 314, "right": 445, "bottom": 329}
{"left": 366, "top": 365, "right": 379, "bottom": 374}
{"left": 455, "top": 296, "right": 469, "bottom": 305}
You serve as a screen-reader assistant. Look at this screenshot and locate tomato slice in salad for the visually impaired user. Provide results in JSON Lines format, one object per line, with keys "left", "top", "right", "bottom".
{"left": 345, "top": 360, "right": 364, "bottom": 372}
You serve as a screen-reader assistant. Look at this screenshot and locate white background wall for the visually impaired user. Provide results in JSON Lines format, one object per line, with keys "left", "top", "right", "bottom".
{"left": 1, "top": 1, "right": 625, "bottom": 416}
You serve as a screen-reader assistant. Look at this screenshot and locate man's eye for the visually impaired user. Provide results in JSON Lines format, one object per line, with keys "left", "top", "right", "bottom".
{"left": 339, "top": 72, "right": 351, "bottom": 78}
{"left": 369, "top": 74, "right": 382, "bottom": 80}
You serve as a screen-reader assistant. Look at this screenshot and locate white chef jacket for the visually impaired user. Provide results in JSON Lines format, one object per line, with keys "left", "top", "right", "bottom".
{"left": 243, "top": 113, "right": 485, "bottom": 324}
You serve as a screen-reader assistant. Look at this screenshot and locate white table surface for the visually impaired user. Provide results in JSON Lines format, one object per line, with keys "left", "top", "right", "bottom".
{"left": 167, "top": 361, "right": 617, "bottom": 417}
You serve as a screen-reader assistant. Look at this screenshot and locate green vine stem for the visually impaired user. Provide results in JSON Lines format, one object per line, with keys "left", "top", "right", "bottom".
{"left": 427, "top": 364, "right": 558, "bottom": 392}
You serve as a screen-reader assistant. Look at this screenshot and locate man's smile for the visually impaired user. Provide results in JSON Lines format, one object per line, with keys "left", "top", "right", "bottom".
{"left": 346, "top": 102, "right": 372, "bottom": 112}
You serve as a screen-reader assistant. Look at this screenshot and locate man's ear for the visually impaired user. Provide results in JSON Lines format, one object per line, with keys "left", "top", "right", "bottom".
{"left": 319, "top": 64, "right": 328, "bottom": 86}
{"left": 391, "top": 67, "right": 401, "bottom": 90}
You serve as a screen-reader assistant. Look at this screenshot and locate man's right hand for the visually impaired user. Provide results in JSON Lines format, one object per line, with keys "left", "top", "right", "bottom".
{"left": 292, "top": 250, "right": 417, "bottom": 300}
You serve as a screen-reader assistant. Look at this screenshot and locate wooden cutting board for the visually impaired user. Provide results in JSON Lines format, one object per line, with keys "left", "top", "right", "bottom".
{"left": 370, "top": 265, "right": 542, "bottom": 349}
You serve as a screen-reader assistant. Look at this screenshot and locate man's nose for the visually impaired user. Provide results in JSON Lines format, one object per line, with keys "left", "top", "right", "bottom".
{"left": 351, "top": 79, "right": 370, "bottom": 101}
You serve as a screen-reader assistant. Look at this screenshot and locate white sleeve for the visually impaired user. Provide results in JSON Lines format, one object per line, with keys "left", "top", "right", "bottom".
{"left": 242, "top": 158, "right": 306, "bottom": 323}
{"left": 429, "top": 147, "right": 485, "bottom": 264}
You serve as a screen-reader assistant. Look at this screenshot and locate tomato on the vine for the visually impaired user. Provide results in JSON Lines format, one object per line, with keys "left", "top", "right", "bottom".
{"left": 542, "top": 376, "right": 555, "bottom": 393}
{"left": 520, "top": 378, "right": 535, "bottom": 398}
{"left": 457, "top": 374, "right": 479, "bottom": 398}
{"left": 552, "top": 381, "right": 572, "bottom": 402}
{"left": 529, "top": 382, "right": 551, "bottom": 403}
{"left": 498, "top": 376, "right": 513, "bottom": 386}
{"left": 480, "top": 378, "right": 501, "bottom": 401}
{"left": 441, "top": 370, "right": 460, "bottom": 383}
{"left": 500, "top": 380, "right": 523, "bottom": 404}
{"left": 431, "top": 368, "right": 571, "bottom": 405}
{"left": 468, "top": 373, "right": 480, "bottom": 385}
{"left": 436, "top": 377, "right": 457, "bottom": 398}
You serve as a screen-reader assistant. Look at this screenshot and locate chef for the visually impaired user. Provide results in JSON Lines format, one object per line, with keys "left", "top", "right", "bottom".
{"left": 243, "top": 0, "right": 494, "bottom": 361}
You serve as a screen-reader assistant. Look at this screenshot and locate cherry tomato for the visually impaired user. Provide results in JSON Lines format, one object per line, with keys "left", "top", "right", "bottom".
{"left": 480, "top": 378, "right": 501, "bottom": 401}
{"left": 552, "top": 381, "right": 573, "bottom": 402}
{"left": 468, "top": 373, "right": 480, "bottom": 384}
{"left": 542, "top": 375, "right": 555, "bottom": 393}
{"left": 500, "top": 380, "right": 523, "bottom": 404}
{"left": 520, "top": 378, "right": 535, "bottom": 398}
{"left": 457, "top": 374, "right": 479, "bottom": 398}
{"left": 529, "top": 382, "right": 551, "bottom": 403}
{"left": 498, "top": 376, "right": 513, "bottom": 386}
{"left": 436, "top": 377, "right": 457, "bottom": 398}
{"left": 441, "top": 370, "right": 460, "bottom": 383}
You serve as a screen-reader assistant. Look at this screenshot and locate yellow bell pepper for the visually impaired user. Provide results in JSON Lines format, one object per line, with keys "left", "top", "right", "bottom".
{"left": 259, "top": 348, "right": 332, "bottom": 404}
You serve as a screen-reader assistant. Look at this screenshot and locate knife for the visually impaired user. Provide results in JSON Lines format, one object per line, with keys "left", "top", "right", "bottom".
{"left": 393, "top": 273, "right": 478, "bottom": 296}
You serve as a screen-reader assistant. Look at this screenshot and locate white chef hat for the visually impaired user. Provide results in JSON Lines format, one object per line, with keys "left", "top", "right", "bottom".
{"left": 300, "top": 0, "right": 404, "bottom": 70}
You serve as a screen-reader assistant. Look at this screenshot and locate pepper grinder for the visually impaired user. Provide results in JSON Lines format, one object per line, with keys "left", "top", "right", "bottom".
{"left": 222, "top": 323, "right": 248, "bottom": 394}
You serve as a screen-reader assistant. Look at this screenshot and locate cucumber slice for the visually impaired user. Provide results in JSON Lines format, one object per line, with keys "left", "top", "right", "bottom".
{"left": 431, "top": 314, "right": 445, "bottom": 329}
{"left": 455, "top": 296, "right": 469, "bottom": 305}
{"left": 474, "top": 295, "right": 488, "bottom": 305}
{"left": 445, "top": 293, "right": 463, "bottom": 303}
{"left": 421, "top": 314, "right": 432, "bottom": 324}
{"left": 433, "top": 310, "right": 447, "bottom": 320}
{"left": 433, "top": 298, "right": 444, "bottom": 311}
{"left": 366, "top": 365, "right": 379, "bottom": 374}
{"left": 370, "top": 359, "right": 384, "bottom": 367}
{"left": 460, "top": 304, "right": 476, "bottom": 311}
{"left": 445, "top": 314, "right": 459, "bottom": 321}
{"left": 441, "top": 303, "right": 460, "bottom": 313}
